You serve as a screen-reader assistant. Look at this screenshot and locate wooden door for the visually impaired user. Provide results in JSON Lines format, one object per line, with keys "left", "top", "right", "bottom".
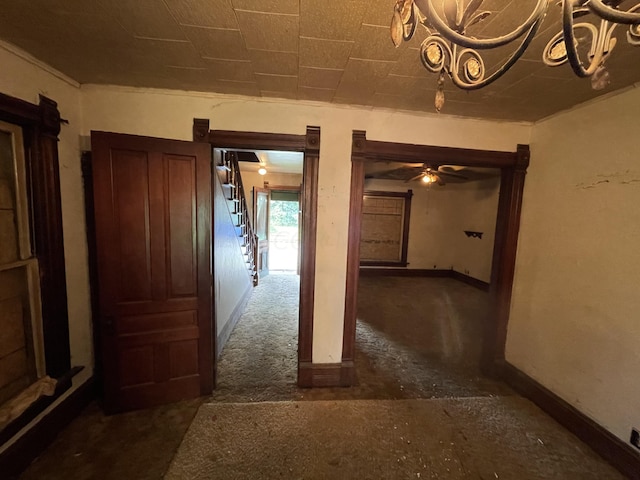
{"left": 91, "top": 132, "right": 213, "bottom": 413}
{"left": 253, "top": 186, "right": 269, "bottom": 278}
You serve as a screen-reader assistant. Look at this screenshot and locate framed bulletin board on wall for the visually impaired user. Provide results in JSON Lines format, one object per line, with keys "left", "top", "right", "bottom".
{"left": 359, "top": 190, "right": 412, "bottom": 266}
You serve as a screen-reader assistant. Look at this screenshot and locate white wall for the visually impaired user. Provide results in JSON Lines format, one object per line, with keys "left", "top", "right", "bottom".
{"left": 364, "top": 177, "right": 500, "bottom": 282}
{"left": 240, "top": 170, "right": 302, "bottom": 221}
{"left": 507, "top": 86, "right": 640, "bottom": 444}
{"left": 81, "top": 84, "right": 529, "bottom": 363}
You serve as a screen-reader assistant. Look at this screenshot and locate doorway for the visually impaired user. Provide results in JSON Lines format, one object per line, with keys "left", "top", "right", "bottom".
{"left": 343, "top": 131, "right": 530, "bottom": 383}
{"left": 268, "top": 189, "right": 300, "bottom": 273}
{"left": 193, "top": 121, "right": 319, "bottom": 387}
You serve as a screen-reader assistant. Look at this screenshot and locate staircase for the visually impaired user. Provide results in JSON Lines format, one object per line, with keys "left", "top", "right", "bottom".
{"left": 215, "top": 151, "right": 259, "bottom": 286}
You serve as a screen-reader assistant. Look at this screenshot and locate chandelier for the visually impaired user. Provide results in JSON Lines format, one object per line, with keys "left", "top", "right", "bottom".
{"left": 391, "top": 0, "right": 640, "bottom": 112}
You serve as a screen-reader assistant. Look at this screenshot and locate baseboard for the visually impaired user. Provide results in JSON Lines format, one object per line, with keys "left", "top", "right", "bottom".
{"left": 0, "top": 375, "right": 96, "bottom": 479}
{"left": 499, "top": 361, "right": 640, "bottom": 480}
{"left": 216, "top": 283, "right": 253, "bottom": 358}
{"left": 298, "top": 361, "right": 355, "bottom": 388}
{"left": 359, "top": 268, "right": 451, "bottom": 278}
{"left": 450, "top": 270, "right": 490, "bottom": 292}
{"left": 359, "top": 267, "right": 490, "bottom": 292}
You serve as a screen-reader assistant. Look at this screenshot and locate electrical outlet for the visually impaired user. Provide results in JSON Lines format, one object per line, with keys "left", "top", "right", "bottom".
{"left": 630, "top": 428, "right": 640, "bottom": 450}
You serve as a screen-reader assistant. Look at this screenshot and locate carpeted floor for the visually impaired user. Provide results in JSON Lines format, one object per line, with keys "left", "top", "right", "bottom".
{"left": 165, "top": 398, "right": 624, "bottom": 480}
{"left": 17, "top": 273, "right": 626, "bottom": 479}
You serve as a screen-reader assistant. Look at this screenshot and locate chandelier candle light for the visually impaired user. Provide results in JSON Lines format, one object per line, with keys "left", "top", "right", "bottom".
{"left": 391, "top": 0, "right": 640, "bottom": 112}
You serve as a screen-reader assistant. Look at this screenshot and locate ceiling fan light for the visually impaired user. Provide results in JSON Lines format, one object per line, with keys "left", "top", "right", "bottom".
{"left": 258, "top": 166, "right": 267, "bottom": 175}
{"left": 421, "top": 174, "right": 433, "bottom": 184}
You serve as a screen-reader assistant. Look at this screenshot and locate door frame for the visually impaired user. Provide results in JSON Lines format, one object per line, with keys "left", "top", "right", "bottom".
{"left": 343, "top": 130, "right": 529, "bottom": 378}
{"left": 193, "top": 120, "right": 319, "bottom": 387}
{"left": 263, "top": 184, "right": 303, "bottom": 273}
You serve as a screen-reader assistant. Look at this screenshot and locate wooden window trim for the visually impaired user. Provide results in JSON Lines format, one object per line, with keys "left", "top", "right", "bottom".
{"left": 359, "top": 190, "right": 412, "bottom": 267}
{"left": 0, "top": 92, "right": 72, "bottom": 443}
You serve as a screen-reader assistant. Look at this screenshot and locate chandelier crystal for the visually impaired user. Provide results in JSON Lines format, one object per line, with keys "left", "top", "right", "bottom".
{"left": 391, "top": 0, "right": 640, "bottom": 112}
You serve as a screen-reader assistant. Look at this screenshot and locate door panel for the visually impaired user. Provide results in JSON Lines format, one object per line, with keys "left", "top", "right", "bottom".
{"left": 253, "top": 187, "right": 269, "bottom": 278}
{"left": 91, "top": 132, "right": 212, "bottom": 413}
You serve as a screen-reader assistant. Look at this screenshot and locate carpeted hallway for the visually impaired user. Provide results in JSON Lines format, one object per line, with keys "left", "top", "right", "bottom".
{"left": 18, "top": 274, "right": 625, "bottom": 479}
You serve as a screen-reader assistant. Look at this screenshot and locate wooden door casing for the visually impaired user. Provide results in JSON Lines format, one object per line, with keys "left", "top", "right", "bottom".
{"left": 91, "top": 132, "right": 212, "bottom": 412}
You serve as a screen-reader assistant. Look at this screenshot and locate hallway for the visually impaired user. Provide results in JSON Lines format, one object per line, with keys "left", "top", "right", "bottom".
{"left": 18, "top": 275, "right": 626, "bottom": 479}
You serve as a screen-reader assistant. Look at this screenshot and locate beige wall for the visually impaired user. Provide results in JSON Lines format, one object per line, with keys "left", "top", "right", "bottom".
{"left": 507, "top": 87, "right": 640, "bottom": 443}
{"left": 81, "top": 84, "right": 530, "bottom": 363}
{"left": 364, "top": 177, "right": 500, "bottom": 282}
{"left": 240, "top": 170, "right": 303, "bottom": 221}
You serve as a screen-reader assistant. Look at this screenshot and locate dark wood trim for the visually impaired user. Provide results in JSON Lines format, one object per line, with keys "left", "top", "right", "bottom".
{"left": 0, "top": 376, "right": 96, "bottom": 479}
{"left": 216, "top": 283, "right": 252, "bottom": 359}
{"left": 81, "top": 152, "right": 102, "bottom": 396}
{"left": 359, "top": 268, "right": 451, "bottom": 278}
{"left": 362, "top": 139, "right": 518, "bottom": 167}
{"left": 201, "top": 123, "right": 319, "bottom": 387}
{"left": 450, "top": 270, "right": 491, "bottom": 292}
{"left": 360, "top": 261, "right": 409, "bottom": 267}
{"left": 0, "top": 366, "right": 82, "bottom": 445}
{"left": 341, "top": 131, "right": 366, "bottom": 364}
{"left": 500, "top": 361, "right": 640, "bottom": 480}
{"left": 0, "top": 93, "right": 70, "bottom": 379}
{"left": 482, "top": 144, "right": 529, "bottom": 373}
{"left": 363, "top": 190, "right": 412, "bottom": 198}
{"left": 192, "top": 118, "right": 210, "bottom": 143}
{"left": 298, "top": 126, "right": 320, "bottom": 374}
{"left": 343, "top": 131, "right": 528, "bottom": 385}
{"left": 209, "top": 130, "right": 306, "bottom": 151}
{"left": 298, "top": 362, "right": 354, "bottom": 388}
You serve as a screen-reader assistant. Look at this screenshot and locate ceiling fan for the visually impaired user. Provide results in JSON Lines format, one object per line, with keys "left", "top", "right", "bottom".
{"left": 369, "top": 163, "right": 469, "bottom": 185}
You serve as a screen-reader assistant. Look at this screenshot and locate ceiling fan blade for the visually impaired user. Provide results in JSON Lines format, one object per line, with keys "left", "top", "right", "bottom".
{"left": 437, "top": 166, "right": 468, "bottom": 179}
{"left": 406, "top": 173, "right": 425, "bottom": 183}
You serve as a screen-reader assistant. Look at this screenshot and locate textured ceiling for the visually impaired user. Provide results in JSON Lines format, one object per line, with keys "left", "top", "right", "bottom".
{"left": 1, "top": 0, "right": 639, "bottom": 121}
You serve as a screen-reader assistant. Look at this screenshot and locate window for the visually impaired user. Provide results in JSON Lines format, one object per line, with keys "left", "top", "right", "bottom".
{"left": 359, "top": 190, "right": 412, "bottom": 266}
{"left": 0, "top": 121, "right": 45, "bottom": 405}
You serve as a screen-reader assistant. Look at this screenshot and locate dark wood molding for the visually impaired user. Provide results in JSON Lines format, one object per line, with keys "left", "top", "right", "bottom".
{"left": 0, "top": 93, "right": 70, "bottom": 379}
{"left": 298, "top": 362, "right": 354, "bottom": 388}
{"left": 500, "top": 362, "right": 640, "bottom": 480}
{"left": 192, "top": 118, "right": 210, "bottom": 142}
{"left": 0, "top": 376, "right": 96, "bottom": 479}
{"left": 81, "top": 152, "right": 102, "bottom": 396}
{"left": 216, "top": 284, "right": 252, "bottom": 359}
{"left": 342, "top": 152, "right": 365, "bottom": 364}
{"left": 450, "top": 270, "right": 491, "bottom": 292}
{"left": 359, "top": 267, "right": 490, "bottom": 291}
{"left": 362, "top": 139, "right": 518, "bottom": 167}
{"left": 360, "top": 261, "right": 409, "bottom": 267}
{"left": 0, "top": 366, "right": 82, "bottom": 445}
{"left": 298, "top": 126, "right": 320, "bottom": 373}
{"left": 359, "top": 268, "right": 451, "bottom": 278}
{"left": 343, "top": 131, "right": 528, "bottom": 385}
{"left": 209, "top": 130, "right": 306, "bottom": 151}
{"left": 204, "top": 126, "right": 319, "bottom": 387}
{"left": 482, "top": 145, "right": 529, "bottom": 372}
{"left": 363, "top": 190, "right": 412, "bottom": 198}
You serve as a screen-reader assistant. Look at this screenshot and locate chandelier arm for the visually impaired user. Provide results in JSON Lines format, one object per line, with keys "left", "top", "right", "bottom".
{"left": 587, "top": 0, "right": 640, "bottom": 25}
{"left": 562, "top": 2, "right": 611, "bottom": 78}
{"left": 413, "top": 0, "right": 549, "bottom": 49}
{"left": 449, "top": 16, "right": 544, "bottom": 90}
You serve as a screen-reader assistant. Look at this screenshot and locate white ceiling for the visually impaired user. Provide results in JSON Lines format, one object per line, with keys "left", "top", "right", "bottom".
{"left": 239, "top": 150, "right": 304, "bottom": 174}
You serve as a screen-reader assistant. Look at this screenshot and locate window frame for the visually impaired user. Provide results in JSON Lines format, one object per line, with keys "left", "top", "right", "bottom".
{"left": 359, "top": 189, "right": 413, "bottom": 267}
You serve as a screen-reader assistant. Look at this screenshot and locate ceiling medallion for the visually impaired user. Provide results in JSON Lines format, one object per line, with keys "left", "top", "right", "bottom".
{"left": 391, "top": 0, "right": 640, "bottom": 112}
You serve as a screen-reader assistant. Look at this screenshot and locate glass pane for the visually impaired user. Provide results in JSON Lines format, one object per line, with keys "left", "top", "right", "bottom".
{"left": 0, "top": 130, "right": 19, "bottom": 265}
{"left": 256, "top": 192, "right": 268, "bottom": 241}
